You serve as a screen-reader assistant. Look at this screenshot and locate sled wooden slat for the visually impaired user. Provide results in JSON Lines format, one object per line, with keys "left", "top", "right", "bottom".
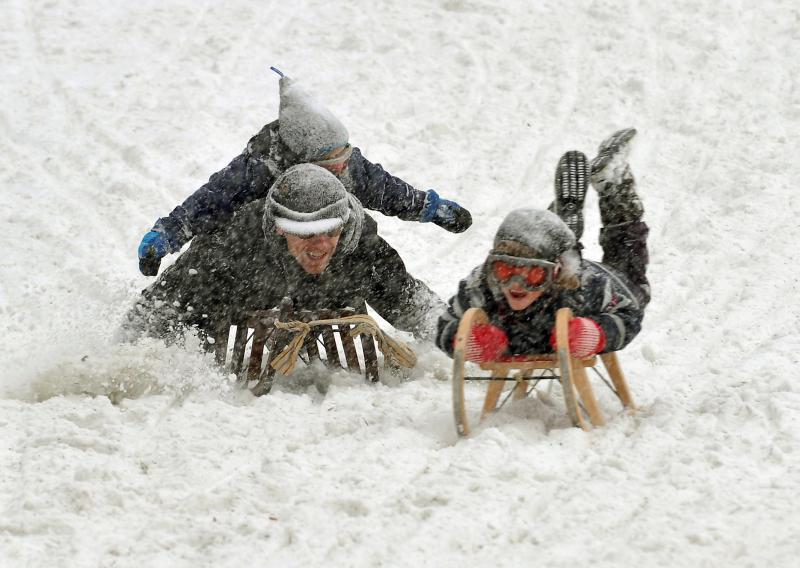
{"left": 481, "top": 370, "right": 507, "bottom": 419}
{"left": 230, "top": 324, "right": 249, "bottom": 376}
{"left": 360, "top": 334, "right": 379, "bottom": 383}
{"left": 572, "top": 364, "right": 605, "bottom": 427}
{"left": 317, "top": 309, "right": 341, "bottom": 369}
{"left": 247, "top": 320, "right": 269, "bottom": 382}
{"left": 254, "top": 299, "right": 294, "bottom": 395}
{"left": 304, "top": 330, "right": 320, "bottom": 361}
{"left": 600, "top": 352, "right": 635, "bottom": 408}
{"left": 214, "top": 320, "right": 229, "bottom": 365}
{"left": 480, "top": 357, "right": 597, "bottom": 372}
{"left": 512, "top": 370, "right": 532, "bottom": 401}
{"left": 340, "top": 324, "right": 361, "bottom": 372}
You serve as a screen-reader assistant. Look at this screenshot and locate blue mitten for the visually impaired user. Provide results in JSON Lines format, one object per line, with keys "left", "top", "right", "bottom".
{"left": 420, "top": 189, "right": 472, "bottom": 233}
{"left": 137, "top": 230, "right": 170, "bottom": 276}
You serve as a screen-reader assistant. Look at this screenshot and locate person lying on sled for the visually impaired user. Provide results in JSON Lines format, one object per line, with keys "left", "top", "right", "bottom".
{"left": 124, "top": 163, "right": 446, "bottom": 344}
{"left": 136, "top": 69, "right": 472, "bottom": 276}
{"left": 436, "top": 128, "right": 650, "bottom": 361}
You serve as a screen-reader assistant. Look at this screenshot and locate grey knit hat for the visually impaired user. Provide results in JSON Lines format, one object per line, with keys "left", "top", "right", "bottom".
{"left": 263, "top": 164, "right": 364, "bottom": 254}
{"left": 487, "top": 208, "right": 581, "bottom": 292}
{"left": 277, "top": 76, "right": 349, "bottom": 162}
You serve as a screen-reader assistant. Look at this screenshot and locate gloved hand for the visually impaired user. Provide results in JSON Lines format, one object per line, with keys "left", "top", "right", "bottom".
{"left": 137, "top": 230, "right": 170, "bottom": 276}
{"left": 465, "top": 324, "right": 509, "bottom": 363}
{"left": 549, "top": 317, "right": 607, "bottom": 359}
{"left": 420, "top": 189, "right": 472, "bottom": 233}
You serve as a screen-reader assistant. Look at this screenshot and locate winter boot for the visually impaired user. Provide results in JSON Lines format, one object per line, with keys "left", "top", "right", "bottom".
{"left": 590, "top": 128, "right": 644, "bottom": 226}
{"left": 553, "top": 150, "right": 589, "bottom": 241}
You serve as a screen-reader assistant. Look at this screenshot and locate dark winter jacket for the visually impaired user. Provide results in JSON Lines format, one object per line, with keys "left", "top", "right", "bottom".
{"left": 128, "top": 199, "right": 444, "bottom": 342}
{"left": 155, "top": 121, "right": 429, "bottom": 250}
{"left": 436, "top": 259, "right": 646, "bottom": 357}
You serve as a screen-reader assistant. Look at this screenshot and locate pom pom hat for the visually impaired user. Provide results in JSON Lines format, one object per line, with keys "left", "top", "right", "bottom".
{"left": 277, "top": 74, "right": 349, "bottom": 162}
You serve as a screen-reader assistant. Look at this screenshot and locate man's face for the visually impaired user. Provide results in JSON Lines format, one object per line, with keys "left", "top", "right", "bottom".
{"left": 279, "top": 228, "right": 342, "bottom": 274}
{"left": 312, "top": 145, "right": 352, "bottom": 177}
{"left": 501, "top": 282, "right": 544, "bottom": 311}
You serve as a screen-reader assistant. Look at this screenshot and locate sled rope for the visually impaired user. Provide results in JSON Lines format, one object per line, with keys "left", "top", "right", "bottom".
{"left": 270, "top": 315, "right": 417, "bottom": 375}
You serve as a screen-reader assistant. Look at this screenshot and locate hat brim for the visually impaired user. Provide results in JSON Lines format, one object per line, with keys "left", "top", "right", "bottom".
{"left": 274, "top": 216, "right": 343, "bottom": 236}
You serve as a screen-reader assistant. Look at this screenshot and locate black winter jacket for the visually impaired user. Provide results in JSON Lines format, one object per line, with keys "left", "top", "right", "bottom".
{"left": 128, "top": 199, "right": 444, "bottom": 342}
{"left": 436, "top": 260, "right": 646, "bottom": 357}
{"left": 156, "top": 121, "right": 429, "bottom": 250}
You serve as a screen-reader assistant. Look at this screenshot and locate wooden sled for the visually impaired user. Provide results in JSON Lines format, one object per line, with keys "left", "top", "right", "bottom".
{"left": 212, "top": 297, "right": 380, "bottom": 396}
{"left": 452, "top": 307, "right": 635, "bottom": 436}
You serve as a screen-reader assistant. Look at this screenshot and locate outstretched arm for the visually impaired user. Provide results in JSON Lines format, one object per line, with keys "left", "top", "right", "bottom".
{"left": 138, "top": 124, "right": 276, "bottom": 274}
{"left": 349, "top": 148, "right": 472, "bottom": 233}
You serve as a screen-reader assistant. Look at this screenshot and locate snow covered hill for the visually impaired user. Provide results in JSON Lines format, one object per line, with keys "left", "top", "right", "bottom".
{"left": 2, "top": 1, "right": 799, "bottom": 566}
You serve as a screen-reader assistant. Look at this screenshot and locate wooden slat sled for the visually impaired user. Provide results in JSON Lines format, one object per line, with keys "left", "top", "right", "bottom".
{"left": 452, "top": 307, "right": 636, "bottom": 436}
{"left": 212, "top": 297, "right": 380, "bottom": 396}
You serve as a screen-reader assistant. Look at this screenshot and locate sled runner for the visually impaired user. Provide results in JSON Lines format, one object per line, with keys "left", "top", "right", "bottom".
{"left": 452, "top": 307, "right": 635, "bottom": 436}
{"left": 213, "top": 297, "right": 416, "bottom": 396}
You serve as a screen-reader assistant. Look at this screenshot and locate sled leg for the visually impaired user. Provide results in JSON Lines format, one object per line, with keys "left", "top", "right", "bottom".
{"left": 600, "top": 352, "right": 635, "bottom": 409}
{"left": 513, "top": 371, "right": 531, "bottom": 401}
{"left": 572, "top": 363, "right": 605, "bottom": 427}
{"left": 231, "top": 323, "right": 249, "bottom": 377}
{"left": 481, "top": 370, "right": 507, "bottom": 420}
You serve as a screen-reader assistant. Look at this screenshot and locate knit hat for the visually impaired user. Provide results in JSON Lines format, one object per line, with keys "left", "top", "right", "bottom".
{"left": 263, "top": 164, "right": 364, "bottom": 254}
{"left": 277, "top": 76, "right": 349, "bottom": 162}
{"left": 487, "top": 208, "right": 581, "bottom": 292}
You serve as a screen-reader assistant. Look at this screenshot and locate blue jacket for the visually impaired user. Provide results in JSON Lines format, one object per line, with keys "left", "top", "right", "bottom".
{"left": 154, "top": 121, "right": 429, "bottom": 250}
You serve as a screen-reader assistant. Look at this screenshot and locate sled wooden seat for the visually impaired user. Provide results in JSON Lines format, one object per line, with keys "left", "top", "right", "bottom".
{"left": 213, "top": 297, "right": 380, "bottom": 396}
{"left": 452, "top": 307, "right": 635, "bottom": 436}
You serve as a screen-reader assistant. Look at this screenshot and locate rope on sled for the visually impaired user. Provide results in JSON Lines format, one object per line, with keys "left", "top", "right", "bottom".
{"left": 270, "top": 314, "right": 417, "bottom": 375}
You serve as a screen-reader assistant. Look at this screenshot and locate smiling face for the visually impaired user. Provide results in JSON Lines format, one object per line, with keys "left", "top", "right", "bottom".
{"left": 279, "top": 229, "right": 342, "bottom": 274}
{"left": 501, "top": 282, "right": 544, "bottom": 311}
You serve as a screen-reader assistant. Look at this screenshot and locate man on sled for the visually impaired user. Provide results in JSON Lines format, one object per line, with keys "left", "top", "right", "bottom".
{"left": 124, "top": 163, "right": 445, "bottom": 346}
{"left": 436, "top": 128, "right": 650, "bottom": 362}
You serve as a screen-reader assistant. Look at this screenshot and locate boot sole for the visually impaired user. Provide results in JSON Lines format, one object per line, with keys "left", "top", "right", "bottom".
{"left": 554, "top": 150, "right": 588, "bottom": 238}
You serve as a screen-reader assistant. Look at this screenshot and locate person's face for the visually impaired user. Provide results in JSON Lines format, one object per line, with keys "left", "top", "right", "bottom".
{"left": 312, "top": 145, "right": 352, "bottom": 177}
{"left": 279, "top": 228, "right": 342, "bottom": 274}
{"left": 501, "top": 282, "right": 544, "bottom": 311}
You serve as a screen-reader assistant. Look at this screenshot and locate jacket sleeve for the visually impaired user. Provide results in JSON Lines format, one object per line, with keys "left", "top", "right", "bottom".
{"left": 153, "top": 124, "right": 276, "bottom": 249}
{"left": 347, "top": 147, "right": 429, "bottom": 221}
{"left": 360, "top": 227, "right": 446, "bottom": 340}
{"left": 435, "top": 266, "right": 489, "bottom": 356}
{"left": 580, "top": 262, "right": 645, "bottom": 352}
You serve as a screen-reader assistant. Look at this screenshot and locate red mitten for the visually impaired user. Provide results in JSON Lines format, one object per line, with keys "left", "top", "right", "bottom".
{"left": 465, "top": 324, "right": 509, "bottom": 362}
{"left": 549, "top": 317, "right": 606, "bottom": 358}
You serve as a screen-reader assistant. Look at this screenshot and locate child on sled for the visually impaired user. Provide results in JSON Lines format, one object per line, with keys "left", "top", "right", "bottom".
{"left": 436, "top": 128, "right": 650, "bottom": 361}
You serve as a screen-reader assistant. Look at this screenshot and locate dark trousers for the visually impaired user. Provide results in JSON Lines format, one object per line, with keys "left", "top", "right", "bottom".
{"left": 598, "top": 221, "right": 650, "bottom": 308}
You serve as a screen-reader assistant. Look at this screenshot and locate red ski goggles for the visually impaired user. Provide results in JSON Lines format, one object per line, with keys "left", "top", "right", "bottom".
{"left": 312, "top": 144, "right": 353, "bottom": 176}
{"left": 487, "top": 254, "right": 558, "bottom": 292}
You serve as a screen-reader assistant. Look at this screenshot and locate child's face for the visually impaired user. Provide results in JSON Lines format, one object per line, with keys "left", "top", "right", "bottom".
{"left": 501, "top": 282, "right": 544, "bottom": 311}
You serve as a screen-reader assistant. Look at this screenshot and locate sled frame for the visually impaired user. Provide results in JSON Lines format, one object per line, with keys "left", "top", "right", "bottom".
{"left": 452, "top": 307, "right": 635, "bottom": 436}
{"left": 213, "top": 298, "right": 380, "bottom": 396}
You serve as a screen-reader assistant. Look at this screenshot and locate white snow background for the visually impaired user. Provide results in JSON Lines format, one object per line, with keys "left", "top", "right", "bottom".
{"left": 2, "top": 1, "right": 799, "bottom": 566}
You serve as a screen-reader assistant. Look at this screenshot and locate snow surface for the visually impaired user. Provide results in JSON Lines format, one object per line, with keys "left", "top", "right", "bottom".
{"left": 2, "top": 1, "right": 799, "bottom": 566}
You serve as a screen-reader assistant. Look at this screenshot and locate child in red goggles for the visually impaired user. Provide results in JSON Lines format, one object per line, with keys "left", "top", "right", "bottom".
{"left": 436, "top": 128, "right": 650, "bottom": 363}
